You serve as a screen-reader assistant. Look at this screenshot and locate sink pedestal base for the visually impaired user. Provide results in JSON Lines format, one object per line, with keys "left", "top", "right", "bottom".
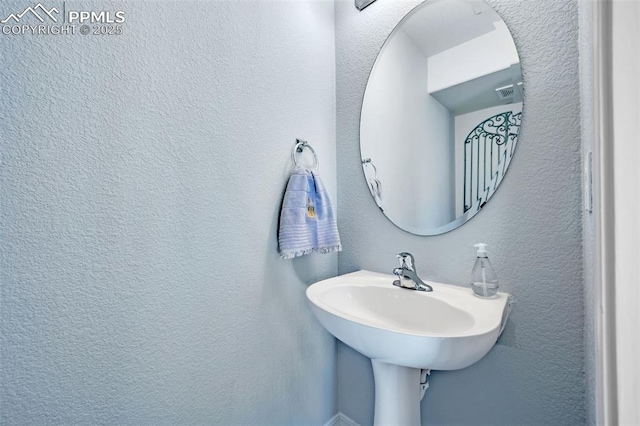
{"left": 372, "top": 360, "right": 422, "bottom": 425}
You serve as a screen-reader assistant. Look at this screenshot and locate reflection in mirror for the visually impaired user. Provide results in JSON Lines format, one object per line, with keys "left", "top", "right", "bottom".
{"left": 360, "top": 0, "right": 523, "bottom": 235}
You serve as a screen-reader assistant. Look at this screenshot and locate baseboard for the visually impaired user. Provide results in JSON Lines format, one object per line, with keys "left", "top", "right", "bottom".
{"left": 322, "top": 412, "right": 360, "bottom": 426}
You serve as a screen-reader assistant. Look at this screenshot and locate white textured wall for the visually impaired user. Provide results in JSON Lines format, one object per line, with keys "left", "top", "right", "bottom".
{"left": 336, "top": 0, "right": 586, "bottom": 424}
{"left": 0, "top": 1, "right": 338, "bottom": 425}
{"left": 578, "top": 1, "right": 596, "bottom": 424}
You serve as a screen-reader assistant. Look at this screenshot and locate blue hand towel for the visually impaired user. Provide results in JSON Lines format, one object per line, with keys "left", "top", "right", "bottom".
{"left": 278, "top": 165, "right": 342, "bottom": 259}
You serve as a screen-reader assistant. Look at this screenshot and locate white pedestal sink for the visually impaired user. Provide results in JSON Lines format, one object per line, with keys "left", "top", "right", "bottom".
{"left": 306, "top": 270, "right": 510, "bottom": 425}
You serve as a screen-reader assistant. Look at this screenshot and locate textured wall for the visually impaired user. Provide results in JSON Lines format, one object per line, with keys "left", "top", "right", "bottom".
{"left": 335, "top": 0, "right": 586, "bottom": 424}
{"left": 578, "top": 1, "right": 596, "bottom": 424}
{"left": 0, "top": 1, "right": 338, "bottom": 424}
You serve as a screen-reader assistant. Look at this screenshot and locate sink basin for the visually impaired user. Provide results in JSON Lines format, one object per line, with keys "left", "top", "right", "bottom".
{"left": 306, "top": 270, "right": 509, "bottom": 370}
{"left": 306, "top": 270, "right": 511, "bottom": 425}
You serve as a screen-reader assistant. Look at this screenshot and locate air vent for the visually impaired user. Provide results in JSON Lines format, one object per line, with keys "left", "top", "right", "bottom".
{"left": 495, "top": 84, "right": 515, "bottom": 100}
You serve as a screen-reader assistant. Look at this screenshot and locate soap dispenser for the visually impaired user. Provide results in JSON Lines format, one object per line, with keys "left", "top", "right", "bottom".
{"left": 470, "top": 243, "right": 499, "bottom": 298}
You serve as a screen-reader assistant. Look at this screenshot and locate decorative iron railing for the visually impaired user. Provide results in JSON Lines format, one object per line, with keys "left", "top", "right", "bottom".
{"left": 463, "top": 111, "right": 522, "bottom": 213}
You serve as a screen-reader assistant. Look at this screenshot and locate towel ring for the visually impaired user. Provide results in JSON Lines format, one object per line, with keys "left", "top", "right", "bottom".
{"left": 293, "top": 139, "right": 319, "bottom": 170}
{"left": 362, "top": 158, "right": 378, "bottom": 175}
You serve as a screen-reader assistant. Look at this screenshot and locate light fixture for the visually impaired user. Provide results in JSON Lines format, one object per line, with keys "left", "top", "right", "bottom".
{"left": 355, "top": 0, "right": 377, "bottom": 11}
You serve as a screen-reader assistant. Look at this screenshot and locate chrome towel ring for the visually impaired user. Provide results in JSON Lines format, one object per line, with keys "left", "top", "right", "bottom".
{"left": 293, "top": 139, "right": 319, "bottom": 170}
{"left": 362, "top": 158, "right": 377, "bottom": 174}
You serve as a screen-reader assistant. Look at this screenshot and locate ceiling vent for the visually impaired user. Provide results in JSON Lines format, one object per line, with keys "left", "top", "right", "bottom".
{"left": 495, "top": 84, "right": 515, "bottom": 100}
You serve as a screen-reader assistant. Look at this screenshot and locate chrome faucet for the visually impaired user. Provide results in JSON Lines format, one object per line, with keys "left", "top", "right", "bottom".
{"left": 392, "top": 252, "right": 433, "bottom": 292}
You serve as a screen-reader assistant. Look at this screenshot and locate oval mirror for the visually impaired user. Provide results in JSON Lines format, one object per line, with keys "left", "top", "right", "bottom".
{"left": 360, "top": 0, "right": 523, "bottom": 235}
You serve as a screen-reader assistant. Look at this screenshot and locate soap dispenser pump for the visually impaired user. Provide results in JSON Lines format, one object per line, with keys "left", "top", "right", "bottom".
{"left": 470, "top": 243, "right": 499, "bottom": 298}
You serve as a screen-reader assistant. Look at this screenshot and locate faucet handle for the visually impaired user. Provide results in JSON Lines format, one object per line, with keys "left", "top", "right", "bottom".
{"left": 396, "top": 252, "right": 415, "bottom": 271}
